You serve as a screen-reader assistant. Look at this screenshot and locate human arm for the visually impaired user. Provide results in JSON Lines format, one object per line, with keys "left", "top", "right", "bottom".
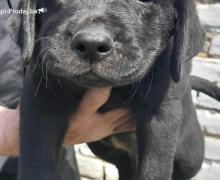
{"left": 0, "top": 87, "right": 134, "bottom": 156}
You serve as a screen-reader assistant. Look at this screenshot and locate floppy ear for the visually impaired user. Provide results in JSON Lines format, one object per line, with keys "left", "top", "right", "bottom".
{"left": 170, "top": 0, "right": 205, "bottom": 82}
{"left": 8, "top": 0, "right": 37, "bottom": 64}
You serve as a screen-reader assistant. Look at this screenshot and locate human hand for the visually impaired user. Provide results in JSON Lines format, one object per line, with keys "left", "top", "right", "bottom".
{"left": 64, "top": 87, "right": 135, "bottom": 145}
{"left": 0, "top": 88, "right": 135, "bottom": 155}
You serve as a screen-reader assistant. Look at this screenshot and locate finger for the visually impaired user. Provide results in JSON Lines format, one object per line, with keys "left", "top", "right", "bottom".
{"left": 111, "top": 112, "right": 133, "bottom": 127}
{"left": 113, "top": 118, "right": 136, "bottom": 134}
{"left": 99, "top": 109, "right": 130, "bottom": 124}
{"left": 76, "top": 87, "right": 112, "bottom": 116}
{"left": 100, "top": 108, "right": 133, "bottom": 127}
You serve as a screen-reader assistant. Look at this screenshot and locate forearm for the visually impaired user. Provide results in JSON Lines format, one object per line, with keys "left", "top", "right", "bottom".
{"left": 0, "top": 88, "right": 134, "bottom": 156}
{"left": 0, "top": 106, "right": 19, "bottom": 156}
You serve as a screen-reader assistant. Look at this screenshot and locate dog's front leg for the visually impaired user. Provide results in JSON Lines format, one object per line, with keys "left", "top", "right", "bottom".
{"left": 18, "top": 77, "right": 80, "bottom": 180}
{"left": 135, "top": 100, "right": 182, "bottom": 180}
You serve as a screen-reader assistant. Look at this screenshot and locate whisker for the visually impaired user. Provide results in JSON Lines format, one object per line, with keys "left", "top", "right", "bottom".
{"left": 32, "top": 47, "right": 52, "bottom": 75}
{"left": 41, "top": 49, "right": 52, "bottom": 74}
{"left": 34, "top": 33, "right": 62, "bottom": 45}
{"left": 47, "top": 80, "right": 56, "bottom": 97}
{"left": 48, "top": 61, "right": 53, "bottom": 71}
{"left": 53, "top": 63, "right": 57, "bottom": 70}
{"left": 44, "top": 53, "right": 56, "bottom": 96}
{"left": 46, "top": 67, "right": 56, "bottom": 96}
{"left": 34, "top": 75, "right": 43, "bottom": 96}
{"left": 123, "top": 77, "right": 140, "bottom": 105}
{"left": 45, "top": 60, "right": 50, "bottom": 88}
{"left": 51, "top": 54, "right": 63, "bottom": 69}
{"left": 34, "top": 37, "right": 53, "bottom": 45}
{"left": 146, "top": 70, "right": 154, "bottom": 97}
{"left": 57, "top": 78, "right": 63, "bottom": 88}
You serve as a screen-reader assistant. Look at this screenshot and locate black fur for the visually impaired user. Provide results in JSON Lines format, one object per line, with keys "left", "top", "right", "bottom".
{"left": 88, "top": 76, "right": 220, "bottom": 180}
{"left": 8, "top": 0, "right": 206, "bottom": 180}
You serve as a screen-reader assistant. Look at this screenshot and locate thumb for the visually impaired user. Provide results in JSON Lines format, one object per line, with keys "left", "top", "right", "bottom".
{"left": 76, "top": 87, "right": 112, "bottom": 117}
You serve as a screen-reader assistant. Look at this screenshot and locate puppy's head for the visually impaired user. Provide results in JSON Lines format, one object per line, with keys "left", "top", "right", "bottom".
{"left": 9, "top": 0, "right": 205, "bottom": 87}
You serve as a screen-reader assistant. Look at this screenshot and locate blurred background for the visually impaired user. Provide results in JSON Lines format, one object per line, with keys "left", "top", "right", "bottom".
{"left": 74, "top": 1, "right": 220, "bottom": 180}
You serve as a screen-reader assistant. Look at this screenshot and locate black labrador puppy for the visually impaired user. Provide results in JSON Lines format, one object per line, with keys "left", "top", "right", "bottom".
{"left": 88, "top": 75, "right": 220, "bottom": 180}
{"left": 9, "top": 0, "right": 205, "bottom": 180}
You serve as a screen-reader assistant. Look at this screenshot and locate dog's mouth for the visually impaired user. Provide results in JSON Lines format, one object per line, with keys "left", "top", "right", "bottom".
{"left": 47, "top": 61, "right": 111, "bottom": 87}
{"left": 72, "top": 72, "right": 112, "bottom": 87}
{"left": 68, "top": 67, "right": 145, "bottom": 88}
{"left": 46, "top": 56, "right": 145, "bottom": 87}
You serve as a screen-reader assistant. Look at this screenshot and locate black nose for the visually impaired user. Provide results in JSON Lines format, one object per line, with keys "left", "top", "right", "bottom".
{"left": 71, "top": 30, "right": 113, "bottom": 64}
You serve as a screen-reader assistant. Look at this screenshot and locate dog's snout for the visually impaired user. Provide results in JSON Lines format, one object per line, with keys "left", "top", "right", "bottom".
{"left": 71, "top": 30, "right": 113, "bottom": 64}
